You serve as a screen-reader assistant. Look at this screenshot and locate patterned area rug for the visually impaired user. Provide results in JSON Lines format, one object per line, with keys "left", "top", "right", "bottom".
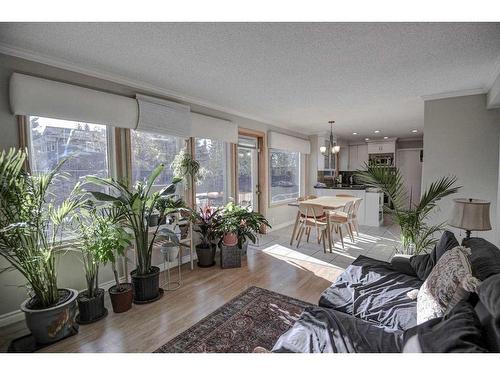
{"left": 155, "top": 286, "right": 312, "bottom": 353}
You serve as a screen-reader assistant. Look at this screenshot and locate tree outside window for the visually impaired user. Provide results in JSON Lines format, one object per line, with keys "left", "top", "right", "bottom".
{"left": 269, "top": 149, "right": 300, "bottom": 204}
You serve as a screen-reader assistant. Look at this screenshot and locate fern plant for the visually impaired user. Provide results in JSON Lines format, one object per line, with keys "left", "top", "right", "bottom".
{"left": 356, "top": 164, "right": 460, "bottom": 255}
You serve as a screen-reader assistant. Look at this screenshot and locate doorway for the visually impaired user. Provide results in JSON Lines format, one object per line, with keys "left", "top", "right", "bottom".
{"left": 237, "top": 135, "right": 260, "bottom": 211}
{"left": 396, "top": 148, "right": 423, "bottom": 208}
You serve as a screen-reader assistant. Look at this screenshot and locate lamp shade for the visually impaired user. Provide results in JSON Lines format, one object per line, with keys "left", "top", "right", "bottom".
{"left": 448, "top": 198, "right": 491, "bottom": 231}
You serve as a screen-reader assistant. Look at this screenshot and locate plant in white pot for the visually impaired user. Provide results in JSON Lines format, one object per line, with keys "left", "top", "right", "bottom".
{"left": 0, "top": 149, "right": 83, "bottom": 344}
{"left": 84, "top": 165, "right": 182, "bottom": 304}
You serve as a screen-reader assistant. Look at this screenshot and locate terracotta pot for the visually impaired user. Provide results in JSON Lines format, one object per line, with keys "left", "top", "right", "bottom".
{"left": 20, "top": 288, "right": 79, "bottom": 345}
{"left": 109, "top": 283, "right": 133, "bottom": 313}
{"left": 223, "top": 232, "right": 238, "bottom": 247}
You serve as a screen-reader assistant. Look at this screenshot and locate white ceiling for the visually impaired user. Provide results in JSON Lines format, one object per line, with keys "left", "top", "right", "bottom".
{"left": 1, "top": 23, "right": 500, "bottom": 140}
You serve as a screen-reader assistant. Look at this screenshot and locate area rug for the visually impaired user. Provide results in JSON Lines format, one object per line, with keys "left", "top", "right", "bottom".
{"left": 154, "top": 286, "right": 312, "bottom": 353}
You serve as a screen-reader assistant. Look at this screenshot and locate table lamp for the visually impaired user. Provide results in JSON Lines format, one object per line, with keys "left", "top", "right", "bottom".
{"left": 448, "top": 198, "right": 491, "bottom": 239}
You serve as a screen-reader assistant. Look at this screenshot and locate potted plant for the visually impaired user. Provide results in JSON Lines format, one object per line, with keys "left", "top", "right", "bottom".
{"left": 0, "top": 149, "right": 82, "bottom": 344}
{"left": 356, "top": 163, "right": 460, "bottom": 255}
{"left": 74, "top": 203, "right": 133, "bottom": 320}
{"left": 190, "top": 205, "right": 221, "bottom": 267}
{"left": 85, "top": 165, "right": 182, "bottom": 304}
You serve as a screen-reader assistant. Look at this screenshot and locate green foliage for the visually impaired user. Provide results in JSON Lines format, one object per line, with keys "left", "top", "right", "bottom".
{"left": 84, "top": 165, "right": 182, "bottom": 275}
{"left": 217, "top": 202, "right": 272, "bottom": 249}
{"left": 189, "top": 205, "right": 221, "bottom": 247}
{"left": 0, "top": 148, "right": 83, "bottom": 307}
{"left": 356, "top": 163, "right": 460, "bottom": 255}
{"left": 171, "top": 148, "right": 206, "bottom": 186}
{"left": 75, "top": 202, "right": 132, "bottom": 296}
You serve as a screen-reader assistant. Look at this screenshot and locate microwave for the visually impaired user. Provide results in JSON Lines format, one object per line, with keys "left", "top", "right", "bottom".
{"left": 369, "top": 154, "right": 394, "bottom": 167}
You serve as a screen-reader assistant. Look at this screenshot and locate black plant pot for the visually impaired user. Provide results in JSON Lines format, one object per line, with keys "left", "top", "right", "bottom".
{"left": 196, "top": 244, "right": 216, "bottom": 268}
{"left": 76, "top": 288, "right": 107, "bottom": 324}
{"left": 130, "top": 266, "right": 162, "bottom": 304}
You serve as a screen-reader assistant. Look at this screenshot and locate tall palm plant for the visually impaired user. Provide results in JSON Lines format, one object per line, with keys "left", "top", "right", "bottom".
{"left": 0, "top": 148, "right": 82, "bottom": 307}
{"left": 84, "top": 164, "right": 181, "bottom": 275}
{"left": 356, "top": 164, "right": 460, "bottom": 255}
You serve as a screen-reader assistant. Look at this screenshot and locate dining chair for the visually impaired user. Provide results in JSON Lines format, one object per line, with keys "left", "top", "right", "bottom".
{"left": 306, "top": 194, "right": 317, "bottom": 199}
{"left": 329, "top": 200, "right": 354, "bottom": 249}
{"left": 296, "top": 203, "right": 332, "bottom": 252}
{"left": 294, "top": 195, "right": 319, "bottom": 242}
{"left": 350, "top": 199, "right": 362, "bottom": 236}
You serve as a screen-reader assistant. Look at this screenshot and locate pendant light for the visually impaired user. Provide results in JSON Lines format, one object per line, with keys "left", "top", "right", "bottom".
{"left": 320, "top": 120, "right": 340, "bottom": 155}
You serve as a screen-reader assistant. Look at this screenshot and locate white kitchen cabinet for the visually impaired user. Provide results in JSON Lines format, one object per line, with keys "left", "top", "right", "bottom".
{"left": 367, "top": 141, "right": 396, "bottom": 154}
{"left": 339, "top": 146, "right": 349, "bottom": 171}
{"left": 348, "top": 144, "right": 369, "bottom": 171}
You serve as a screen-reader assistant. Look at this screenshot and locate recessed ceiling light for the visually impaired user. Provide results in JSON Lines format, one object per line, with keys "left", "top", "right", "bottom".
{"left": 374, "top": 130, "right": 380, "bottom": 134}
{"left": 384, "top": 136, "right": 388, "bottom": 139}
{"left": 365, "top": 138, "right": 370, "bottom": 141}
{"left": 411, "top": 129, "right": 418, "bottom": 133}
{"left": 352, "top": 132, "right": 358, "bottom": 135}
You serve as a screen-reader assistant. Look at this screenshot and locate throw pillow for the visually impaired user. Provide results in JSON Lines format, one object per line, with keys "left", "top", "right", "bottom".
{"left": 410, "top": 230, "right": 459, "bottom": 281}
{"left": 403, "top": 300, "right": 488, "bottom": 353}
{"left": 416, "top": 246, "right": 481, "bottom": 324}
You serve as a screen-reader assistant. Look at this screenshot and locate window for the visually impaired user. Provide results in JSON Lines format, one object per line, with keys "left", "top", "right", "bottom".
{"left": 28, "top": 116, "right": 110, "bottom": 206}
{"left": 195, "top": 138, "right": 229, "bottom": 207}
{"left": 130, "top": 130, "right": 185, "bottom": 190}
{"left": 269, "top": 149, "right": 300, "bottom": 204}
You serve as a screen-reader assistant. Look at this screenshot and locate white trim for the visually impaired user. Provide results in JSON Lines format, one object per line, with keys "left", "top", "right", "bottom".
{"left": 0, "top": 309, "right": 24, "bottom": 327}
{"left": 420, "top": 88, "right": 486, "bottom": 101}
{"left": 0, "top": 42, "right": 292, "bottom": 132}
{"left": 268, "top": 219, "right": 296, "bottom": 232}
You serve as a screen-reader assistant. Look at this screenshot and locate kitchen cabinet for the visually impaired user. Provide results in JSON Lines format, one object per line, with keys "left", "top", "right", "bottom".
{"left": 367, "top": 140, "right": 396, "bottom": 154}
{"left": 339, "top": 146, "right": 349, "bottom": 171}
{"left": 347, "top": 144, "right": 369, "bottom": 171}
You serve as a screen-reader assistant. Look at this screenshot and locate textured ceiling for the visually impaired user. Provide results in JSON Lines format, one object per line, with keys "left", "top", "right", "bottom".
{"left": 1, "top": 23, "right": 500, "bottom": 139}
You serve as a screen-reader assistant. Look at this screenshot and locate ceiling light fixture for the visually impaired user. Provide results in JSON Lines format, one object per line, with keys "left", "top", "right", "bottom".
{"left": 374, "top": 130, "right": 380, "bottom": 134}
{"left": 384, "top": 136, "right": 388, "bottom": 139}
{"left": 352, "top": 132, "right": 358, "bottom": 135}
{"left": 411, "top": 129, "right": 418, "bottom": 133}
{"left": 365, "top": 138, "right": 370, "bottom": 141}
{"left": 320, "top": 120, "right": 340, "bottom": 157}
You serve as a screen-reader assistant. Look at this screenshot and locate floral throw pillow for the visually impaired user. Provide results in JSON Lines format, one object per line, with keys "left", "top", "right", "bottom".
{"left": 417, "top": 246, "right": 481, "bottom": 324}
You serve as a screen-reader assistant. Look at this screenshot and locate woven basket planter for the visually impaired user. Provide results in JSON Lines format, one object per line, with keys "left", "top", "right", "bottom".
{"left": 220, "top": 243, "right": 242, "bottom": 269}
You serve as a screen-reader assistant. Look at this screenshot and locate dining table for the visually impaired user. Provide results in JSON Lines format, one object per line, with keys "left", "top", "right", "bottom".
{"left": 287, "top": 196, "right": 362, "bottom": 247}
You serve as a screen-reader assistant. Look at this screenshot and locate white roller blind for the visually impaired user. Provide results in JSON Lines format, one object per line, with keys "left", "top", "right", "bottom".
{"left": 191, "top": 113, "right": 238, "bottom": 144}
{"left": 136, "top": 94, "right": 191, "bottom": 137}
{"left": 9, "top": 73, "right": 138, "bottom": 129}
{"left": 268, "top": 131, "right": 310, "bottom": 154}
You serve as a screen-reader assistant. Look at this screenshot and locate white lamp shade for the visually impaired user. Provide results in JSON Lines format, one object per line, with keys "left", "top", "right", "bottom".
{"left": 319, "top": 146, "right": 327, "bottom": 154}
{"left": 449, "top": 198, "right": 491, "bottom": 231}
{"left": 333, "top": 145, "right": 341, "bottom": 153}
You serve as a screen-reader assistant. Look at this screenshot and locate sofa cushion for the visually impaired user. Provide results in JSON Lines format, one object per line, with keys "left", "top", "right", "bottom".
{"left": 416, "top": 246, "right": 480, "bottom": 324}
{"left": 410, "top": 230, "right": 459, "bottom": 281}
{"left": 403, "top": 300, "right": 488, "bottom": 353}
{"left": 272, "top": 306, "right": 403, "bottom": 353}
{"left": 476, "top": 273, "right": 500, "bottom": 352}
{"left": 462, "top": 237, "right": 500, "bottom": 281}
{"left": 319, "top": 255, "right": 422, "bottom": 331}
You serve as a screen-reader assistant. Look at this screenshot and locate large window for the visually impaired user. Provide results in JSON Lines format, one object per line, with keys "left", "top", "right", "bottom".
{"left": 28, "top": 116, "right": 110, "bottom": 205}
{"left": 269, "top": 149, "right": 300, "bottom": 204}
{"left": 195, "top": 138, "right": 229, "bottom": 207}
{"left": 130, "top": 130, "right": 185, "bottom": 190}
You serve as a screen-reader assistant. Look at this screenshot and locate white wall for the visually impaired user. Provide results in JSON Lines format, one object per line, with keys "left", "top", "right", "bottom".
{"left": 422, "top": 94, "right": 500, "bottom": 245}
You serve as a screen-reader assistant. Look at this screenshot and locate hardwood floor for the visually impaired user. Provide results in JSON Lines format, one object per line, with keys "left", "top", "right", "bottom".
{"left": 0, "top": 247, "right": 344, "bottom": 353}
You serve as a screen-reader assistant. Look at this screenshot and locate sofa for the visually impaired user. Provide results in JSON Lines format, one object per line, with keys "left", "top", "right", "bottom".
{"left": 271, "top": 231, "right": 500, "bottom": 353}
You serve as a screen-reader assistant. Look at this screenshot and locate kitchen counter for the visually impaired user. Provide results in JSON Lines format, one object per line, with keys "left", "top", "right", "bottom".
{"left": 314, "top": 185, "right": 367, "bottom": 190}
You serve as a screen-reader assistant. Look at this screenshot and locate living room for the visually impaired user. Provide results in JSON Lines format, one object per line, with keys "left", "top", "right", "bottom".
{"left": 1, "top": 1, "right": 500, "bottom": 372}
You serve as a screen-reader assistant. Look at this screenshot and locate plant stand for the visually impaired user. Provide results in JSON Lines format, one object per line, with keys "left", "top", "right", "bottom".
{"left": 220, "top": 244, "right": 242, "bottom": 269}
{"left": 160, "top": 243, "right": 182, "bottom": 291}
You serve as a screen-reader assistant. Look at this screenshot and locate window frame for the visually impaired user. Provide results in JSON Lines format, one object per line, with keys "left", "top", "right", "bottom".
{"left": 268, "top": 148, "right": 301, "bottom": 207}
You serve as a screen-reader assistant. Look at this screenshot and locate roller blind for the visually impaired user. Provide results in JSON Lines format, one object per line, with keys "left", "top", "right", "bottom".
{"left": 191, "top": 113, "right": 238, "bottom": 144}
{"left": 9, "top": 73, "right": 139, "bottom": 129}
{"left": 268, "top": 131, "right": 310, "bottom": 154}
{"left": 135, "top": 94, "right": 191, "bottom": 137}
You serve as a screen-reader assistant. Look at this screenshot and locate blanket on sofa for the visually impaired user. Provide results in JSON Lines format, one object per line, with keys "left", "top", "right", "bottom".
{"left": 319, "top": 255, "right": 422, "bottom": 330}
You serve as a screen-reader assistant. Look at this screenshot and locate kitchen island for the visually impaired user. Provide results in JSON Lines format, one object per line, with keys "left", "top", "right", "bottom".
{"left": 314, "top": 186, "right": 383, "bottom": 226}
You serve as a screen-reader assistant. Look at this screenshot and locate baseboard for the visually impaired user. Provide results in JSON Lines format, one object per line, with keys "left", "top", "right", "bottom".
{"left": 268, "top": 220, "right": 295, "bottom": 233}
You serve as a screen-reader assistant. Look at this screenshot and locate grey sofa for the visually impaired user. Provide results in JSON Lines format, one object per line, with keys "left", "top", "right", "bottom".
{"left": 272, "top": 231, "right": 500, "bottom": 353}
